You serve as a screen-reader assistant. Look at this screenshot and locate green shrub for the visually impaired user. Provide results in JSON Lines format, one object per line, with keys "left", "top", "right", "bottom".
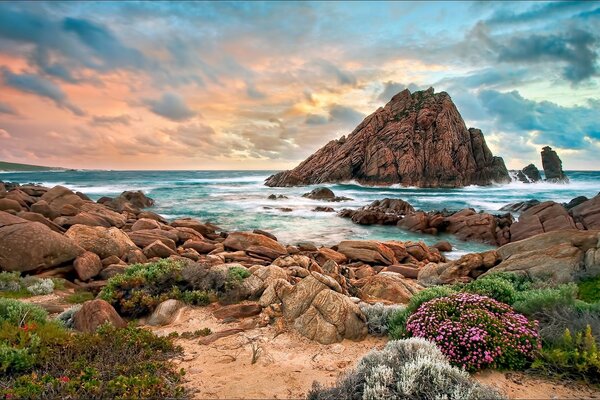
{"left": 532, "top": 325, "right": 600, "bottom": 384}
{"left": 226, "top": 266, "right": 251, "bottom": 287}
{"left": 65, "top": 291, "right": 95, "bottom": 304}
{"left": 0, "top": 299, "right": 48, "bottom": 326}
{"left": 512, "top": 284, "right": 578, "bottom": 316}
{"left": 388, "top": 286, "right": 457, "bottom": 339}
{"left": 0, "top": 318, "right": 186, "bottom": 399}
{"left": 578, "top": 275, "right": 600, "bottom": 303}
{"left": 0, "top": 272, "right": 55, "bottom": 298}
{"left": 55, "top": 305, "right": 82, "bottom": 329}
{"left": 462, "top": 276, "right": 517, "bottom": 304}
{"left": 359, "top": 303, "right": 405, "bottom": 336}
{"left": 100, "top": 259, "right": 214, "bottom": 317}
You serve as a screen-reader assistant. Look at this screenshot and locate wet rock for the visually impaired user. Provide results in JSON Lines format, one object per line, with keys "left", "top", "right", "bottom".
{"left": 541, "top": 146, "right": 569, "bottom": 183}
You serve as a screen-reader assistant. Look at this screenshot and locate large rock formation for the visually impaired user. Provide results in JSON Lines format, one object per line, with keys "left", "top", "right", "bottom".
{"left": 541, "top": 146, "right": 569, "bottom": 183}
{"left": 265, "top": 88, "right": 509, "bottom": 188}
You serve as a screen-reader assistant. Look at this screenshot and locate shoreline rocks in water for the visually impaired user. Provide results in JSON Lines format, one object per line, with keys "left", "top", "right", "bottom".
{"left": 265, "top": 88, "right": 510, "bottom": 188}
{"left": 541, "top": 146, "right": 569, "bottom": 183}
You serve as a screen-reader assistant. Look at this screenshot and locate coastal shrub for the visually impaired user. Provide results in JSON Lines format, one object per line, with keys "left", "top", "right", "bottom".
{"left": 227, "top": 266, "right": 251, "bottom": 285}
{"left": 0, "top": 272, "right": 55, "bottom": 298}
{"left": 388, "top": 285, "right": 457, "bottom": 339}
{"left": 461, "top": 275, "right": 517, "bottom": 304}
{"left": 307, "top": 338, "right": 504, "bottom": 400}
{"left": 0, "top": 298, "right": 48, "bottom": 326}
{"left": 359, "top": 303, "right": 405, "bottom": 336}
{"left": 406, "top": 293, "right": 541, "bottom": 371}
{"left": 0, "top": 321, "right": 186, "bottom": 399}
{"left": 512, "top": 284, "right": 578, "bottom": 316}
{"left": 531, "top": 325, "right": 600, "bottom": 384}
{"left": 99, "top": 259, "right": 214, "bottom": 317}
{"left": 578, "top": 275, "right": 600, "bottom": 303}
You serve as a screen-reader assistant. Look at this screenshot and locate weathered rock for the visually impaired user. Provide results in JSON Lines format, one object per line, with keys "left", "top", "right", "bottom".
{"left": 265, "top": 88, "right": 509, "bottom": 188}
{"left": 73, "top": 299, "right": 127, "bottom": 333}
{"left": 182, "top": 240, "right": 217, "bottom": 254}
{"left": 66, "top": 224, "right": 136, "bottom": 259}
{"left": 570, "top": 195, "right": 600, "bottom": 230}
{"left": 17, "top": 211, "right": 65, "bottom": 233}
{"left": 131, "top": 218, "right": 161, "bottom": 231}
{"left": 73, "top": 251, "right": 103, "bottom": 281}
{"left": 316, "top": 247, "right": 348, "bottom": 265}
{"left": 99, "top": 264, "right": 127, "bottom": 279}
{"left": 125, "top": 249, "right": 147, "bottom": 264}
{"left": 213, "top": 302, "right": 262, "bottom": 320}
{"left": 276, "top": 273, "right": 367, "bottom": 344}
{"left": 302, "top": 187, "right": 335, "bottom": 200}
{"left": 101, "top": 255, "right": 124, "bottom": 267}
{"left": 30, "top": 200, "right": 60, "bottom": 219}
{"left": 510, "top": 201, "right": 577, "bottom": 242}
{"left": 444, "top": 209, "right": 512, "bottom": 246}
{"left": 127, "top": 229, "right": 177, "bottom": 250}
{"left": 172, "top": 227, "right": 204, "bottom": 243}
{"left": 0, "top": 213, "right": 84, "bottom": 272}
{"left": 137, "top": 211, "right": 168, "bottom": 224}
{"left": 382, "top": 264, "right": 420, "bottom": 279}
{"left": 355, "top": 272, "right": 423, "bottom": 303}
{"left": 486, "top": 230, "right": 600, "bottom": 282}
{"left": 223, "top": 231, "right": 287, "bottom": 255}
{"left": 40, "top": 185, "right": 84, "bottom": 210}
{"left": 340, "top": 198, "right": 414, "bottom": 225}
{"left": 171, "top": 218, "right": 216, "bottom": 235}
{"left": 337, "top": 240, "right": 396, "bottom": 265}
{"left": 147, "top": 299, "right": 184, "bottom": 326}
{"left": 541, "top": 146, "right": 569, "bottom": 183}
{"left": 252, "top": 229, "right": 278, "bottom": 241}
{"left": 313, "top": 206, "right": 335, "bottom": 212}
{"left": 432, "top": 240, "right": 452, "bottom": 252}
{"left": 143, "top": 240, "right": 177, "bottom": 258}
{"left": 119, "top": 190, "right": 154, "bottom": 209}
{"left": 0, "top": 198, "right": 22, "bottom": 212}
{"left": 418, "top": 253, "right": 489, "bottom": 286}
{"left": 564, "top": 196, "right": 589, "bottom": 211}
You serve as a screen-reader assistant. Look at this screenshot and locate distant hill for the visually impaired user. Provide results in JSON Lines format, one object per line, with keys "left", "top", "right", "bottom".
{"left": 0, "top": 161, "right": 64, "bottom": 172}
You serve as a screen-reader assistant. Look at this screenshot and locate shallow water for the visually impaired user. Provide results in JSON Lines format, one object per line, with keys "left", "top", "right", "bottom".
{"left": 2, "top": 170, "right": 598, "bottom": 258}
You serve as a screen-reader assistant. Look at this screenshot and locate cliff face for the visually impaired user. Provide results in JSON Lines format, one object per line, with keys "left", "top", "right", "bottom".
{"left": 265, "top": 88, "right": 510, "bottom": 188}
{"left": 541, "top": 146, "right": 569, "bottom": 183}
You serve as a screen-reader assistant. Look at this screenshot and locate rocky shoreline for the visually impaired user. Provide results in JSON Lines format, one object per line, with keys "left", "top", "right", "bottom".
{"left": 1, "top": 180, "right": 599, "bottom": 345}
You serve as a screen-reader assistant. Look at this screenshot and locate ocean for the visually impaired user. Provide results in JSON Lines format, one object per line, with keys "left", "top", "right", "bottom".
{"left": 2, "top": 170, "right": 599, "bottom": 258}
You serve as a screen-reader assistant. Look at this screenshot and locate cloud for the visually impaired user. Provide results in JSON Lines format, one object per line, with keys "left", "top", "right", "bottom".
{"left": 0, "top": 68, "right": 85, "bottom": 116}
{"left": 497, "top": 29, "right": 599, "bottom": 83}
{"left": 486, "top": 2, "right": 598, "bottom": 26}
{"left": 305, "top": 114, "right": 328, "bottom": 125}
{"left": 0, "top": 129, "right": 11, "bottom": 139}
{"left": 143, "top": 93, "right": 197, "bottom": 121}
{"left": 378, "top": 81, "right": 422, "bottom": 102}
{"left": 0, "top": 101, "right": 18, "bottom": 115}
{"left": 91, "top": 114, "right": 132, "bottom": 127}
{"left": 478, "top": 89, "right": 600, "bottom": 149}
{"left": 328, "top": 104, "right": 365, "bottom": 126}
{"left": 246, "top": 82, "right": 266, "bottom": 99}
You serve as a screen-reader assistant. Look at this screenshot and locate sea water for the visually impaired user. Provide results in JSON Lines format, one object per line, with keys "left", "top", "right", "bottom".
{"left": 2, "top": 170, "right": 599, "bottom": 258}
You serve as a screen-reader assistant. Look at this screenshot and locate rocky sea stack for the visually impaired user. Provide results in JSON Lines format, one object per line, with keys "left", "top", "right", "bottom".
{"left": 266, "top": 88, "right": 510, "bottom": 188}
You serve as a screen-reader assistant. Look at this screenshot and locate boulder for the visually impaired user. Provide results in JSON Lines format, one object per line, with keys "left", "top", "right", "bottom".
{"left": 486, "top": 230, "right": 600, "bottom": 283}
{"left": 66, "top": 224, "right": 136, "bottom": 259}
{"left": 30, "top": 200, "right": 60, "bottom": 219}
{"left": 73, "top": 251, "right": 103, "bottom": 281}
{"left": 0, "top": 213, "right": 84, "bottom": 273}
{"left": 223, "top": 231, "right": 287, "bottom": 254}
{"left": 444, "top": 209, "right": 511, "bottom": 246}
{"left": 302, "top": 187, "right": 335, "bottom": 200}
{"left": 131, "top": 218, "right": 161, "bottom": 231}
{"left": 275, "top": 273, "right": 367, "bottom": 344}
{"left": 99, "top": 264, "right": 127, "bottom": 279}
{"left": 417, "top": 252, "right": 494, "bottom": 286}
{"left": 522, "top": 164, "right": 541, "bottom": 182}
{"left": 171, "top": 218, "right": 216, "bottom": 235}
{"left": 265, "top": 88, "right": 509, "bottom": 188}
{"left": 17, "top": 211, "right": 65, "bottom": 233}
{"left": 119, "top": 190, "right": 154, "bottom": 209}
{"left": 339, "top": 198, "right": 414, "bottom": 225}
{"left": 0, "top": 198, "right": 22, "bottom": 212}
{"left": 41, "top": 185, "right": 84, "bottom": 210}
{"left": 316, "top": 247, "right": 348, "bottom": 265}
{"left": 355, "top": 272, "right": 423, "bottom": 303}
{"left": 127, "top": 229, "right": 177, "bottom": 250}
{"left": 510, "top": 201, "right": 576, "bottom": 242}
{"left": 143, "top": 240, "right": 177, "bottom": 258}
{"left": 73, "top": 300, "right": 127, "bottom": 333}
{"left": 570, "top": 195, "right": 600, "bottom": 230}
{"left": 182, "top": 240, "right": 217, "bottom": 254}
{"left": 499, "top": 200, "right": 541, "bottom": 213}
{"left": 337, "top": 240, "right": 396, "bottom": 265}
{"left": 432, "top": 240, "right": 452, "bottom": 252}
{"left": 147, "top": 299, "right": 184, "bottom": 326}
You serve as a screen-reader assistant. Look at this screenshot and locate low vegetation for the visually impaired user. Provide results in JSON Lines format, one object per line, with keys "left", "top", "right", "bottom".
{"left": 0, "top": 272, "right": 55, "bottom": 298}
{"left": 308, "top": 338, "right": 504, "bottom": 400}
{"left": 0, "top": 298, "right": 186, "bottom": 399}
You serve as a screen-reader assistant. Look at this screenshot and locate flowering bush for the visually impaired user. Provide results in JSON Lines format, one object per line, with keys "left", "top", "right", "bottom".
{"left": 406, "top": 293, "right": 541, "bottom": 371}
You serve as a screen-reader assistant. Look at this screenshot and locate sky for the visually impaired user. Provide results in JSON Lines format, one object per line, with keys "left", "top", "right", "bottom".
{"left": 0, "top": 1, "right": 599, "bottom": 171}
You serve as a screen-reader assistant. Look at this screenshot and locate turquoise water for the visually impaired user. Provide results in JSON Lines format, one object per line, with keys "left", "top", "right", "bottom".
{"left": 2, "top": 170, "right": 599, "bottom": 258}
